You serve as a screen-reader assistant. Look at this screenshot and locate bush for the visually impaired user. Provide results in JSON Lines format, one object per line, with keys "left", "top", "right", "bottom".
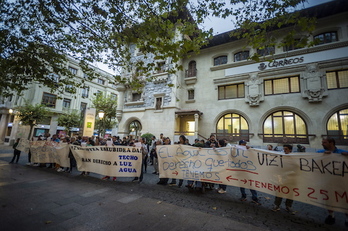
{"left": 141, "top": 133, "right": 154, "bottom": 145}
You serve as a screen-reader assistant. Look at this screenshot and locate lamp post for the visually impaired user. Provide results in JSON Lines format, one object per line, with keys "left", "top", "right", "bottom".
{"left": 98, "top": 110, "right": 105, "bottom": 138}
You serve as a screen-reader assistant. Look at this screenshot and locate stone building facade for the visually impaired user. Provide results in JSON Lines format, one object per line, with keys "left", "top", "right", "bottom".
{"left": 116, "top": 0, "right": 348, "bottom": 149}
{"left": 0, "top": 57, "right": 118, "bottom": 145}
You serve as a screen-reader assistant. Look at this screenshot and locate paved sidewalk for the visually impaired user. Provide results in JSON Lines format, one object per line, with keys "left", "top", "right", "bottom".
{"left": 0, "top": 145, "right": 346, "bottom": 231}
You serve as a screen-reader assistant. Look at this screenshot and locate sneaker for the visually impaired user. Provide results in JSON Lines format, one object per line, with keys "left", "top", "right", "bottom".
{"left": 272, "top": 205, "right": 280, "bottom": 212}
{"left": 240, "top": 197, "right": 247, "bottom": 202}
{"left": 26, "top": 162, "right": 32, "bottom": 166}
{"left": 324, "top": 215, "right": 335, "bottom": 225}
{"left": 57, "top": 168, "right": 64, "bottom": 172}
{"left": 285, "top": 207, "right": 296, "bottom": 215}
{"left": 218, "top": 188, "right": 226, "bottom": 194}
{"left": 112, "top": 177, "right": 117, "bottom": 181}
{"left": 132, "top": 179, "right": 139, "bottom": 183}
{"left": 101, "top": 176, "right": 110, "bottom": 180}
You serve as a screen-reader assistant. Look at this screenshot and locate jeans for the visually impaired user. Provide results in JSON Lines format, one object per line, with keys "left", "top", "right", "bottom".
{"left": 240, "top": 187, "right": 258, "bottom": 201}
{"left": 274, "top": 197, "right": 293, "bottom": 207}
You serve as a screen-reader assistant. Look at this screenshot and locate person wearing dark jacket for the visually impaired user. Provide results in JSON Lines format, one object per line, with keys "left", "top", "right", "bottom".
{"left": 9, "top": 138, "right": 21, "bottom": 164}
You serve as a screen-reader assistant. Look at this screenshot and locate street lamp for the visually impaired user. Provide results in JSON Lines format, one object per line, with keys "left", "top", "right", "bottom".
{"left": 98, "top": 110, "right": 105, "bottom": 119}
{"left": 9, "top": 108, "right": 13, "bottom": 114}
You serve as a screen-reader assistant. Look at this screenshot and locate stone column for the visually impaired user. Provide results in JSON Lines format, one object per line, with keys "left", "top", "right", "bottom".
{"left": 0, "top": 112, "right": 9, "bottom": 144}
{"left": 115, "top": 84, "right": 126, "bottom": 123}
{"left": 194, "top": 113, "right": 199, "bottom": 138}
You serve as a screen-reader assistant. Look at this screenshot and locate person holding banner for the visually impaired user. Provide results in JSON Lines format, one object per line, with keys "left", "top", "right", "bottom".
{"left": 317, "top": 138, "right": 348, "bottom": 226}
{"left": 272, "top": 144, "right": 295, "bottom": 214}
{"left": 238, "top": 140, "right": 261, "bottom": 205}
{"left": 132, "top": 137, "right": 148, "bottom": 183}
{"left": 169, "top": 135, "right": 186, "bottom": 187}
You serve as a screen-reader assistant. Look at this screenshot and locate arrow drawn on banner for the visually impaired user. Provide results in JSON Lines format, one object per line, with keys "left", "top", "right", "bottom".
{"left": 240, "top": 179, "right": 247, "bottom": 184}
{"left": 226, "top": 175, "right": 238, "bottom": 181}
{"left": 172, "top": 171, "right": 178, "bottom": 176}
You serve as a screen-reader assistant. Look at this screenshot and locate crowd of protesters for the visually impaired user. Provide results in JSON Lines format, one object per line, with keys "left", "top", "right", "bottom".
{"left": 9, "top": 133, "right": 348, "bottom": 227}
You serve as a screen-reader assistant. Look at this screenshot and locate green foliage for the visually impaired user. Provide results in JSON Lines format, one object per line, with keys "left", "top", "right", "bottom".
{"left": 57, "top": 110, "right": 82, "bottom": 135}
{"left": 1, "top": 0, "right": 317, "bottom": 95}
{"left": 15, "top": 102, "right": 50, "bottom": 139}
{"left": 141, "top": 133, "right": 154, "bottom": 145}
{"left": 91, "top": 92, "right": 118, "bottom": 137}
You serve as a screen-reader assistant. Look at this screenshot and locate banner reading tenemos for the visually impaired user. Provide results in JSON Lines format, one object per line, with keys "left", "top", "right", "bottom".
{"left": 157, "top": 145, "right": 348, "bottom": 213}
{"left": 70, "top": 145, "right": 142, "bottom": 177}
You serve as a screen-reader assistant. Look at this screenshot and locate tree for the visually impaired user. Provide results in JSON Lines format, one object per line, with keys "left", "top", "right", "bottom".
{"left": 1, "top": 0, "right": 319, "bottom": 96}
{"left": 57, "top": 110, "right": 82, "bottom": 137}
{"left": 91, "top": 93, "right": 117, "bottom": 137}
{"left": 15, "top": 102, "right": 50, "bottom": 140}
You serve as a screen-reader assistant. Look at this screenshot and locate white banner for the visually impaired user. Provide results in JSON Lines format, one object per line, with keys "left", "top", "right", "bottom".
{"left": 70, "top": 145, "right": 142, "bottom": 177}
{"left": 157, "top": 145, "right": 348, "bottom": 213}
{"left": 16, "top": 138, "right": 30, "bottom": 153}
{"left": 30, "top": 141, "right": 70, "bottom": 167}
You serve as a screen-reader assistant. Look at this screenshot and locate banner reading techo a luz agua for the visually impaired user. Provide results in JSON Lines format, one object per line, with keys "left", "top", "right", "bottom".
{"left": 157, "top": 144, "right": 348, "bottom": 213}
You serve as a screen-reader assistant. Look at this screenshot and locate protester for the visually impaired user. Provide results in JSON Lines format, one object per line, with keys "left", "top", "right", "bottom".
{"left": 272, "top": 144, "right": 295, "bottom": 214}
{"left": 132, "top": 137, "right": 148, "bottom": 183}
{"left": 217, "top": 139, "right": 228, "bottom": 194}
{"left": 168, "top": 135, "right": 186, "bottom": 187}
{"left": 9, "top": 138, "right": 21, "bottom": 164}
{"left": 157, "top": 137, "right": 171, "bottom": 185}
{"left": 238, "top": 140, "right": 261, "bottom": 205}
{"left": 316, "top": 138, "right": 348, "bottom": 226}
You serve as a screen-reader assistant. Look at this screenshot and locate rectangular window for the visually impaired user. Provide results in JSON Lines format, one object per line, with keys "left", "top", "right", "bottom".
{"left": 326, "top": 69, "right": 348, "bottom": 89}
{"left": 111, "top": 93, "right": 117, "bottom": 101}
{"left": 156, "top": 62, "right": 166, "bottom": 73}
{"left": 264, "top": 76, "right": 300, "bottom": 95}
{"left": 80, "top": 102, "right": 87, "bottom": 118}
{"left": 155, "top": 97, "right": 162, "bottom": 110}
{"left": 97, "top": 78, "right": 105, "bottom": 85}
{"left": 41, "top": 92, "right": 57, "bottom": 108}
{"left": 132, "top": 93, "right": 141, "bottom": 101}
{"left": 65, "top": 85, "right": 74, "bottom": 93}
{"left": 82, "top": 87, "right": 89, "bottom": 98}
{"left": 188, "top": 89, "right": 194, "bottom": 100}
{"left": 68, "top": 66, "right": 78, "bottom": 75}
{"left": 218, "top": 83, "right": 245, "bottom": 100}
{"left": 63, "top": 98, "right": 71, "bottom": 109}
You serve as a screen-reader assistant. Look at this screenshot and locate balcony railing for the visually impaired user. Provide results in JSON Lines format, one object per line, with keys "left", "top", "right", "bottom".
{"left": 185, "top": 69, "right": 197, "bottom": 78}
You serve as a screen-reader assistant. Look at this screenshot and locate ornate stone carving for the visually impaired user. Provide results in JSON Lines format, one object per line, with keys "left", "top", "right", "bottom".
{"left": 245, "top": 73, "right": 263, "bottom": 106}
{"left": 300, "top": 63, "right": 327, "bottom": 102}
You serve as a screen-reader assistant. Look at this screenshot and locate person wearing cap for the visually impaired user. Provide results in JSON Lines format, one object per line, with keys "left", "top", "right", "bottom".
{"left": 238, "top": 140, "right": 261, "bottom": 205}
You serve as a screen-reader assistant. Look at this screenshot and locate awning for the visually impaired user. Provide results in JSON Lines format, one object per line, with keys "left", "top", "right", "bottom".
{"left": 175, "top": 109, "right": 203, "bottom": 116}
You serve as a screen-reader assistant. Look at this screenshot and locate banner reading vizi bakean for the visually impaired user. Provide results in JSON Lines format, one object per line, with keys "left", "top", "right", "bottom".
{"left": 70, "top": 145, "right": 142, "bottom": 177}
{"left": 157, "top": 145, "right": 348, "bottom": 213}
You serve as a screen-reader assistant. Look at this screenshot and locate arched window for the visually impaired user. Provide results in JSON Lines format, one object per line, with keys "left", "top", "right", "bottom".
{"left": 314, "top": 31, "right": 338, "bottom": 45}
{"left": 186, "top": 61, "right": 197, "bottom": 77}
{"left": 263, "top": 111, "right": 308, "bottom": 144}
{"left": 129, "top": 120, "right": 142, "bottom": 139}
{"left": 234, "top": 51, "right": 249, "bottom": 62}
{"left": 327, "top": 108, "right": 348, "bottom": 145}
{"left": 214, "top": 56, "right": 227, "bottom": 66}
{"left": 215, "top": 113, "right": 249, "bottom": 142}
